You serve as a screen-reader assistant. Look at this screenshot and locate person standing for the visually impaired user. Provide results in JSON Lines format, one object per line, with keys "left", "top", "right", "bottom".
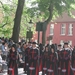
{"left": 57, "top": 44, "right": 62, "bottom": 75}
{"left": 28, "top": 42, "right": 39, "bottom": 75}
{"left": 42, "top": 45, "right": 49, "bottom": 75}
{"left": 47, "top": 44, "right": 58, "bottom": 75}
{"left": 61, "top": 42, "right": 71, "bottom": 75}
{"left": 71, "top": 46, "right": 75, "bottom": 75}
{"left": 7, "top": 44, "right": 18, "bottom": 75}
{"left": 24, "top": 42, "right": 32, "bottom": 74}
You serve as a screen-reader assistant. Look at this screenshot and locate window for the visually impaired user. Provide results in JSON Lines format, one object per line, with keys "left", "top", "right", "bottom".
{"left": 50, "top": 24, "right": 54, "bottom": 35}
{"left": 68, "top": 24, "right": 73, "bottom": 35}
{"left": 61, "top": 24, "right": 66, "bottom": 35}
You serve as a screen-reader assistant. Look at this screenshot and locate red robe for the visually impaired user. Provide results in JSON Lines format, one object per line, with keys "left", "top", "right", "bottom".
{"left": 71, "top": 49, "right": 75, "bottom": 75}
{"left": 42, "top": 51, "right": 49, "bottom": 75}
{"left": 7, "top": 50, "right": 18, "bottom": 75}
{"left": 61, "top": 49, "right": 71, "bottom": 75}
{"left": 47, "top": 52, "right": 58, "bottom": 75}
{"left": 57, "top": 50, "right": 62, "bottom": 75}
{"left": 28, "top": 47, "right": 39, "bottom": 75}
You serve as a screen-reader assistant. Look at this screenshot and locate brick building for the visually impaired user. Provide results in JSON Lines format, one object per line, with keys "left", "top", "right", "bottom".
{"left": 32, "top": 11, "right": 75, "bottom": 47}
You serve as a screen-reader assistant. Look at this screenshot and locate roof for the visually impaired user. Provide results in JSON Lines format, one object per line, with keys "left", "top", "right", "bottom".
{"left": 52, "top": 11, "right": 75, "bottom": 23}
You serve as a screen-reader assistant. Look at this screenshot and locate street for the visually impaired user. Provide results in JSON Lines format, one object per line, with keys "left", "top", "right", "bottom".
{"left": 0, "top": 68, "right": 42, "bottom": 75}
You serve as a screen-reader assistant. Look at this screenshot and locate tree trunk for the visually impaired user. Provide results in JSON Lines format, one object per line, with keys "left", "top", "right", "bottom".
{"left": 42, "top": 4, "right": 53, "bottom": 45}
{"left": 12, "top": 0, "right": 25, "bottom": 43}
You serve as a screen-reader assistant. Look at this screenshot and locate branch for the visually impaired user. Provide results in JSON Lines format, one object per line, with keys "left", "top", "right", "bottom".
{"left": 0, "top": 17, "right": 14, "bottom": 28}
{"left": 0, "top": 1, "right": 5, "bottom": 10}
{"left": 45, "top": 3, "right": 53, "bottom": 24}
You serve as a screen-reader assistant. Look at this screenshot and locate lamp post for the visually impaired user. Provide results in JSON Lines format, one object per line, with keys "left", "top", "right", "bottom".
{"left": 26, "top": 20, "right": 33, "bottom": 42}
{"left": 36, "top": 21, "right": 43, "bottom": 44}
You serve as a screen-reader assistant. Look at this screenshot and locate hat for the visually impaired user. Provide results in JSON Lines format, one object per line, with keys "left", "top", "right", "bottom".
{"left": 58, "top": 44, "right": 61, "bottom": 46}
{"left": 28, "top": 42, "right": 32, "bottom": 44}
{"left": 64, "top": 42, "right": 68, "bottom": 45}
{"left": 32, "top": 42, "right": 37, "bottom": 44}
{"left": 51, "top": 44, "right": 55, "bottom": 49}
{"left": 12, "top": 44, "right": 16, "bottom": 48}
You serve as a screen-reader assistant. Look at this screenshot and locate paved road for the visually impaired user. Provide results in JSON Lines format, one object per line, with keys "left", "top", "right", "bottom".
{"left": 0, "top": 68, "right": 42, "bottom": 75}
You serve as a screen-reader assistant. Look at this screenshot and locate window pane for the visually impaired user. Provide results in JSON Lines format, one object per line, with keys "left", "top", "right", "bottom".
{"left": 61, "top": 24, "right": 66, "bottom": 35}
{"left": 50, "top": 24, "right": 54, "bottom": 35}
{"left": 68, "top": 24, "right": 73, "bottom": 35}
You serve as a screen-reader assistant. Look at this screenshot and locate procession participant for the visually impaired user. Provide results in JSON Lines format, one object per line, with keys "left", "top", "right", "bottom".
{"left": 57, "top": 44, "right": 62, "bottom": 75}
{"left": 42, "top": 45, "right": 49, "bottom": 75}
{"left": 47, "top": 44, "right": 58, "bottom": 75}
{"left": 7, "top": 44, "right": 18, "bottom": 75}
{"left": 39, "top": 43, "right": 43, "bottom": 72}
{"left": 17, "top": 42, "right": 22, "bottom": 54}
{"left": 61, "top": 42, "right": 71, "bottom": 75}
{"left": 24, "top": 42, "right": 32, "bottom": 74}
{"left": 28, "top": 42, "right": 39, "bottom": 75}
{"left": 71, "top": 46, "right": 75, "bottom": 75}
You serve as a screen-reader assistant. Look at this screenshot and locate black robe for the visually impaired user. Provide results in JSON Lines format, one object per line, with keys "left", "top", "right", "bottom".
{"left": 42, "top": 51, "right": 49, "bottom": 75}
{"left": 24, "top": 47, "right": 31, "bottom": 73}
{"left": 47, "top": 52, "right": 58, "bottom": 75}
{"left": 28, "top": 47, "right": 39, "bottom": 75}
{"left": 71, "top": 49, "right": 75, "bottom": 75}
{"left": 61, "top": 49, "right": 71, "bottom": 75}
{"left": 57, "top": 50, "right": 62, "bottom": 75}
{"left": 7, "top": 50, "right": 18, "bottom": 75}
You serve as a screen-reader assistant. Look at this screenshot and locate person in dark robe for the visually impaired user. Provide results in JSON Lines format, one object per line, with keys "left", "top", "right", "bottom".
{"left": 39, "top": 43, "right": 43, "bottom": 72}
{"left": 24, "top": 42, "right": 32, "bottom": 74}
{"left": 42, "top": 45, "right": 49, "bottom": 75}
{"left": 71, "top": 46, "right": 75, "bottom": 75}
{"left": 47, "top": 44, "right": 58, "bottom": 75}
{"left": 27, "top": 42, "right": 39, "bottom": 75}
{"left": 61, "top": 42, "right": 71, "bottom": 75}
{"left": 7, "top": 44, "right": 18, "bottom": 75}
{"left": 57, "top": 44, "right": 62, "bottom": 75}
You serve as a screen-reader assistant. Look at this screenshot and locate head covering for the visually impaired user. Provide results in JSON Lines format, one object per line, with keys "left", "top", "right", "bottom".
{"left": 64, "top": 42, "right": 68, "bottom": 45}
{"left": 51, "top": 44, "right": 55, "bottom": 49}
{"left": 28, "top": 42, "right": 32, "bottom": 44}
{"left": 12, "top": 44, "right": 16, "bottom": 49}
{"left": 18, "top": 42, "right": 21, "bottom": 45}
{"left": 58, "top": 44, "right": 62, "bottom": 47}
{"left": 32, "top": 42, "right": 37, "bottom": 44}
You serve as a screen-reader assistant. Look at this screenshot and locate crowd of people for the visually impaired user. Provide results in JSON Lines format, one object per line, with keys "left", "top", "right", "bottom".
{"left": 0, "top": 37, "right": 75, "bottom": 75}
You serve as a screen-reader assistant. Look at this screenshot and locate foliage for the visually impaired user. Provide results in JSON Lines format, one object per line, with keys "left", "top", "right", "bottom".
{"left": 0, "top": 0, "right": 35, "bottom": 38}
{"left": 27, "top": 0, "right": 75, "bottom": 21}
{"left": 0, "top": 0, "right": 75, "bottom": 41}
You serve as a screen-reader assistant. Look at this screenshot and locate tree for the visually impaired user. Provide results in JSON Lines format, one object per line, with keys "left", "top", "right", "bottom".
{"left": 0, "top": 0, "right": 35, "bottom": 41}
{"left": 12, "top": 0, "right": 25, "bottom": 43}
{"left": 27, "top": 0, "right": 75, "bottom": 44}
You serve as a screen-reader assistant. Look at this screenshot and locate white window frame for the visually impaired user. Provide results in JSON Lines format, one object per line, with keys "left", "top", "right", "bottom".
{"left": 61, "top": 24, "right": 66, "bottom": 35}
{"left": 50, "top": 24, "right": 54, "bottom": 35}
{"left": 68, "top": 24, "right": 73, "bottom": 36}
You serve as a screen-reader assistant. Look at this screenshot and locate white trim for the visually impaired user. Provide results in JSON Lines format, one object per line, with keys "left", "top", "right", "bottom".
{"left": 9, "top": 68, "right": 13, "bottom": 71}
{"left": 43, "top": 68, "right": 47, "bottom": 70}
{"left": 62, "top": 69, "right": 66, "bottom": 72}
{"left": 58, "top": 67, "right": 61, "bottom": 70}
{"left": 47, "top": 69, "right": 53, "bottom": 72}
{"left": 29, "top": 67, "right": 35, "bottom": 70}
